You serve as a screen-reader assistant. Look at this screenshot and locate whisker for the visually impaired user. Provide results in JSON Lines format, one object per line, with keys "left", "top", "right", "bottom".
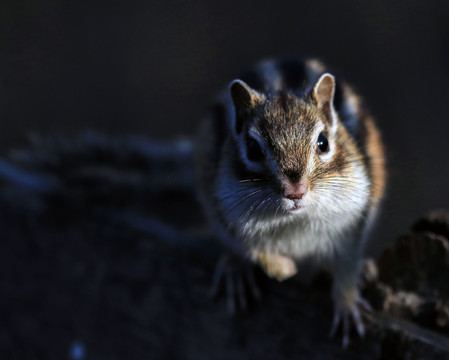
{"left": 240, "top": 198, "right": 260, "bottom": 224}
{"left": 226, "top": 189, "right": 263, "bottom": 216}
{"left": 274, "top": 200, "right": 282, "bottom": 220}
{"left": 239, "top": 178, "right": 263, "bottom": 183}
{"left": 219, "top": 186, "right": 262, "bottom": 201}
{"left": 257, "top": 196, "right": 273, "bottom": 220}
{"left": 244, "top": 195, "right": 271, "bottom": 223}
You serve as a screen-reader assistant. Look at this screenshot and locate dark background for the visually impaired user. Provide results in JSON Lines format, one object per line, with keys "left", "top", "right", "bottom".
{"left": 2, "top": 1, "right": 449, "bottom": 359}
{"left": 1, "top": 2, "right": 449, "bottom": 254}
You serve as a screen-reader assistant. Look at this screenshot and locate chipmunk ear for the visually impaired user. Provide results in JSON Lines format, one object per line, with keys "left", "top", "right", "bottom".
{"left": 230, "top": 79, "right": 261, "bottom": 108}
{"left": 312, "top": 73, "right": 337, "bottom": 128}
{"left": 312, "top": 73, "right": 335, "bottom": 105}
{"left": 229, "top": 80, "right": 262, "bottom": 134}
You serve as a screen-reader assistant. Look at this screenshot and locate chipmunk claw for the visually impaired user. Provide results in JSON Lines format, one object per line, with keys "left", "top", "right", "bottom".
{"left": 329, "top": 297, "right": 371, "bottom": 349}
{"left": 209, "top": 253, "right": 261, "bottom": 314}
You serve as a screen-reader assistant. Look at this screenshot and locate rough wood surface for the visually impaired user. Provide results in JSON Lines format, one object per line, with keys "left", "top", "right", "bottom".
{"left": 1, "top": 133, "right": 448, "bottom": 359}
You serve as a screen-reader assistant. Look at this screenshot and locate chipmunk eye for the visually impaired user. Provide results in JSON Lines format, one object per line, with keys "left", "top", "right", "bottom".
{"left": 316, "top": 133, "right": 329, "bottom": 154}
{"left": 247, "top": 138, "right": 264, "bottom": 162}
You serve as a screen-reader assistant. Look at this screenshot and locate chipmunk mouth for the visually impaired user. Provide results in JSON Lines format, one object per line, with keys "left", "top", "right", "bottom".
{"left": 285, "top": 199, "right": 306, "bottom": 213}
{"left": 282, "top": 178, "right": 309, "bottom": 213}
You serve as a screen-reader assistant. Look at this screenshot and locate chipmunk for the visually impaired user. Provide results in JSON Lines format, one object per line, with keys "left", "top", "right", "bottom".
{"left": 195, "top": 58, "right": 386, "bottom": 347}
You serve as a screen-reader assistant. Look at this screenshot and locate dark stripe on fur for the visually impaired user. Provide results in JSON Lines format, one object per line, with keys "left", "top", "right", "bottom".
{"left": 239, "top": 70, "right": 266, "bottom": 93}
{"left": 277, "top": 58, "right": 307, "bottom": 90}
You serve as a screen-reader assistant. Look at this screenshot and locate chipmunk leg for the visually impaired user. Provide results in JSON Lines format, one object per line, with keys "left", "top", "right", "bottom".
{"left": 329, "top": 238, "right": 372, "bottom": 348}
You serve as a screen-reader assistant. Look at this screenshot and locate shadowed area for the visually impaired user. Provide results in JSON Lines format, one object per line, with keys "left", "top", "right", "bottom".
{"left": 0, "top": 134, "right": 448, "bottom": 359}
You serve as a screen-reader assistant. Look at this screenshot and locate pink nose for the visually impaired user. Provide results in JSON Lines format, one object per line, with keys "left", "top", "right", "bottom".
{"left": 284, "top": 181, "right": 308, "bottom": 200}
{"left": 286, "top": 192, "right": 305, "bottom": 200}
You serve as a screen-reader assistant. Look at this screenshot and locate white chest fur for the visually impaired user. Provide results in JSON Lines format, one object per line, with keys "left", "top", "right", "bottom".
{"left": 242, "top": 212, "right": 362, "bottom": 262}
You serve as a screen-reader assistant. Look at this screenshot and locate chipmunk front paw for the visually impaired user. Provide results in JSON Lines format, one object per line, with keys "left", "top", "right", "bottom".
{"left": 253, "top": 252, "right": 297, "bottom": 281}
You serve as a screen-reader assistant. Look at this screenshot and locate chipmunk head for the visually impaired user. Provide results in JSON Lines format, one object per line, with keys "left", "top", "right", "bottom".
{"left": 228, "top": 73, "right": 366, "bottom": 218}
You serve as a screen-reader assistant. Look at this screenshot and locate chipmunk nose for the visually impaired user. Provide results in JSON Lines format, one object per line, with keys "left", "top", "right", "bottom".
{"left": 284, "top": 181, "right": 308, "bottom": 200}
{"left": 286, "top": 192, "right": 304, "bottom": 200}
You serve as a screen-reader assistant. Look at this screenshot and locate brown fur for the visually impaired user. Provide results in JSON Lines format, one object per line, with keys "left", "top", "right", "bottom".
{"left": 258, "top": 95, "right": 316, "bottom": 181}
{"left": 339, "top": 84, "right": 386, "bottom": 209}
{"left": 195, "top": 57, "right": 386, "bottom": 243}
{"left": 233, "top": 90, "right": 370, "bottom": 202}
{"left": 364, "top": 115, "right": 386, "bottom": 208}
{"left": 195, "top": 59, "right": 387, "bottom": 340}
